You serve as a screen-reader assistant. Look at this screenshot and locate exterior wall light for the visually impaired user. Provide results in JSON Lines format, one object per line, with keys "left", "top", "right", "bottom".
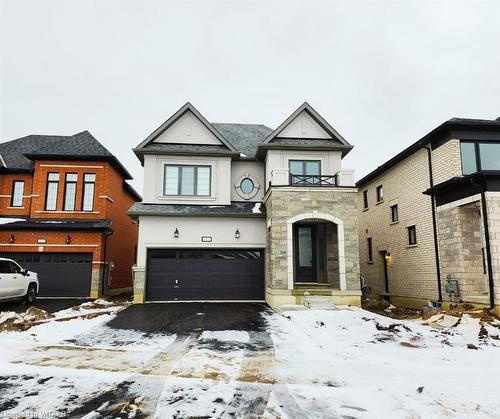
{"left": 66, "top": 235, "right": 72, "bottom": 244}
{"left": 384, "top": 252, "right": 391, "bottom": 260}
{"left": 235, "top": 229, "right": 240, "bottom": 239}
{"left": 174, "top": 228, "right": 179, "bottom": 238}
{"left": 9, "top": 235, "right": 15, "bottom": 244}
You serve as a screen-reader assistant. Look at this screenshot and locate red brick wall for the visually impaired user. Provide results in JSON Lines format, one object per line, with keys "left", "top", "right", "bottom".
{"left": 101, "top": 164, "right": 138, "bottom": 291}
{"left": 29, "top": 160, "right": 108, "bottom": 219}
{"left": 0, "top": 231, "right": 104, "bottom": 260}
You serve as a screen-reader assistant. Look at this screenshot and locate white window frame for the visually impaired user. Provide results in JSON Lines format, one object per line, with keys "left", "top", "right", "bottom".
{"left": 163, "top": 165, "right": 212, "bottom": 197}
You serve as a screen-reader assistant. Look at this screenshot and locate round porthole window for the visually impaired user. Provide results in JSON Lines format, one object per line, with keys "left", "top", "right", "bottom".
{"left": 240, "top": 178, "right": 254, "bottom": 194}
{"left": 235, "top": 174, "right": 260, "bottom": 200}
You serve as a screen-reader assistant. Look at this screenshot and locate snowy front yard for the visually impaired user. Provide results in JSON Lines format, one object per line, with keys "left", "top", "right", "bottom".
{"left": 0, "top": 301, "right": 499, "bottom": 418}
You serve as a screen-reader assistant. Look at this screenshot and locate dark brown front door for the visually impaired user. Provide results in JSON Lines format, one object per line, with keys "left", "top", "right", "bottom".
{"left": 294, "top": 225, "right": 317, "bottom": 282}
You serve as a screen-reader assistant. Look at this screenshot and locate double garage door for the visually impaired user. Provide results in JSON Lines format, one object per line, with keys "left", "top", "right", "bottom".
{"left": 0, "top": 252, "right": 93, "bottom": 297}
{"left": 146, "top": 249, "right": 264, "bottom": 301}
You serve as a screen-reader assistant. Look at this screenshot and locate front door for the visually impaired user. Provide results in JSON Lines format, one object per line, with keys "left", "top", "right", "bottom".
{"left": 294, "top": 225, "right": 317, "bottom": 282}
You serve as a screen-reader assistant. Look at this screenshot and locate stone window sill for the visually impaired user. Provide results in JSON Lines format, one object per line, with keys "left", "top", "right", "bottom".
{"left": 407, "top": 244, "right": 418, "bottom": 248}
{"left": 390, "top": 221, "right": 399, "bottom": 225}
{"left": 367, "top": 260, "right": 374, "bottom": 264}
{"left": 376, "top": 200, "right": 384, "bottom": 205}
{"left": 362, "top": 208, "right": 369, "bottom": 212}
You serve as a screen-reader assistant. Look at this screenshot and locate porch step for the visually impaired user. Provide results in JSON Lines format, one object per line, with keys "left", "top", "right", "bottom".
{"left": 303, "top": 296, "right": 336, "bottom": 310}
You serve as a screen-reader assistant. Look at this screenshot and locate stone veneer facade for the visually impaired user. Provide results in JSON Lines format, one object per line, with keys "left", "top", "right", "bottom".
{"left": 264, "top": 187, "right": 361, "bottom": 308}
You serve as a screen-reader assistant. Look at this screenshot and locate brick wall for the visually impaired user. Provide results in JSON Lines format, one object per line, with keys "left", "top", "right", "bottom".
{"left": 101, "top": 165, "right": 138, "bottom": 291}
{"left": 437, "top": 201, "right": 488, "bottom": 300}
{"left": 357, "top": 148, "right": 439, "bottom": 302}
{"left": 485, "top": 193, "right": 500, "bottom": 305}
{"left": 0, "top": 173, "right": 33, "bottom": 217}
{"left": 431, "top": 139, "right": 462, "bottom": 185}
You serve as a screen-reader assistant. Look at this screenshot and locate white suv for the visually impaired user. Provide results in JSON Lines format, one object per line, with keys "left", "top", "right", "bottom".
{"left": 0, "top": 258, "right": 39, "bottom": 304}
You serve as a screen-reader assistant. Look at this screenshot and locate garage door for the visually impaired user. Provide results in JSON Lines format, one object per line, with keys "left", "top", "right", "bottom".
{"left": 0, "top": 253, "right": 93, "bottom": 297}
{"left": 146, "top": 249, "right": 264, "bottom": 301}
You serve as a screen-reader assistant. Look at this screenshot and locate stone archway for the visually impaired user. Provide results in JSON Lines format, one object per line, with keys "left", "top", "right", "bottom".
{"left": 286, "top": 211, "right": 346, "bottom": 290}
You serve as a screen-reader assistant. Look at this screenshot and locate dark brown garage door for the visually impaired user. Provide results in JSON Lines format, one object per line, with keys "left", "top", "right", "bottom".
{"left": 146, "top": 249, "right": 264, "bottom": 301}
{"left": 0, "top": 252, "right": 93, "bottom": 297}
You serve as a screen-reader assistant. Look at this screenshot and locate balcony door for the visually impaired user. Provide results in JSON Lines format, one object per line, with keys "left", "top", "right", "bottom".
{"left": 294, "top": 224, "right": 317, "bottom": 282}
{"left": 289, "top": 160, "right": 321, "bottom": 185}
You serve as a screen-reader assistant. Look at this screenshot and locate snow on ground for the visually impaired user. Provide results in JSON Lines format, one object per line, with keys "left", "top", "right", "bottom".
{"left": 0, "top": 302, "right": 498, "bottom": 418}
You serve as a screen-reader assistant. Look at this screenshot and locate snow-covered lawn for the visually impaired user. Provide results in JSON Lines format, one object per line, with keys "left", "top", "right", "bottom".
{"left": 0, "top": 302, "right": 499, "bottom": 418}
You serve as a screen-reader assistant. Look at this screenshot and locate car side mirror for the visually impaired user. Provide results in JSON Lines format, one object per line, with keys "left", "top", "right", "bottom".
{"left": 22, "top": 269, "right": 28, "bottom": 276}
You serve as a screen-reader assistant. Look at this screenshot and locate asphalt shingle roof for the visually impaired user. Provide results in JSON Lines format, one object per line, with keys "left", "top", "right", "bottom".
{"left": 211, "top": 123, "right": 273, "bottom": 158}
{"left": 128, "top": 202, "right": 265, "bottom": 217}
{"left": 140, "top": 143, "right": 234, "bottom": 155}
{"left": 0, "top": 217, "right": 112, "bottom": 231}
{"left": 0, "top": 131, "right": 133, "bottom": 179}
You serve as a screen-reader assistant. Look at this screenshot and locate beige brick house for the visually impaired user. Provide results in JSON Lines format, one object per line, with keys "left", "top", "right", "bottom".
{"left": 129, "top": 102, "right": 361, "bottom": 309}
{"left": 357, "top": 118, "right": 500, "bottom": 315}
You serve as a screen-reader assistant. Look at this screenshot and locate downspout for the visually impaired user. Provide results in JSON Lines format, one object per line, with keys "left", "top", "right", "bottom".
{"left": 471, "top": 177, "right": 495, "bottom": 310}
{"left": 101, "top": 229, "right": 114, "bottom": 297}
{"left": 425, "top": 145, "right": 443, "bottom": 302}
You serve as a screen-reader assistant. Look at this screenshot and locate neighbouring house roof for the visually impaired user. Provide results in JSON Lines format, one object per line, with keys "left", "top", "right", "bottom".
{"left": 128, "top": 202, "right": 265, "bottom": 218}
{"left": 0, "top": 130, "right": 133, "bottom": 180}
{"left": 356, "top": 117, "right": 500, "bottom": 188}
{"left": 0, "top": 217, "right": 112, "bottom": 232}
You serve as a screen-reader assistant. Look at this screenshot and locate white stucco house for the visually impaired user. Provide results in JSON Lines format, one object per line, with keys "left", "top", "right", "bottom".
{"left": 129, "top": 102, "right": 361, "bottom": 308}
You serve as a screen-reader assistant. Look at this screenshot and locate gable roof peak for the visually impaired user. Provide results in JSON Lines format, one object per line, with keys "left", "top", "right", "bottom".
{"left": 135, "top": 102, "right": 237, "bottom": 152}
{"left": 262, "top": 101, "right": 351, "bottom": 146}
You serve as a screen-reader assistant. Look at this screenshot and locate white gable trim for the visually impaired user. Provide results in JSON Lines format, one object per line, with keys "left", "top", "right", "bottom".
{"left": 154, "top": 111, "right": 222, "bottom": 145}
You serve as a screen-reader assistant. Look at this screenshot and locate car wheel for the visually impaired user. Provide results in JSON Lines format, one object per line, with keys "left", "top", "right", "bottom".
{"left": 25, "top": 285, "right": 37, "bottom": 305}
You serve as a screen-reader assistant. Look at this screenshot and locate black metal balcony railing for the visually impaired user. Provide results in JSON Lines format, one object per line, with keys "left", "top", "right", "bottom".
{"left": 289, "top": 174, "right": 338, "bottom": 186}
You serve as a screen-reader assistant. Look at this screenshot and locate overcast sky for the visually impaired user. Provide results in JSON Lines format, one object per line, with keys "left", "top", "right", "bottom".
{"left": 1, "top": 0, "right": 499, "bottom": 193}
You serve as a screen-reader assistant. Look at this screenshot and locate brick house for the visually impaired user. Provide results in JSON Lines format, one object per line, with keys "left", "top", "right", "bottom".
{"left": 357, "top": 117, "right": 500, "bottom": 315}
{"left": 0, "top": 131, "right": 140, "bottom": 298}
{"left": 129, "top": 102, "right": 360, "bottom": 309}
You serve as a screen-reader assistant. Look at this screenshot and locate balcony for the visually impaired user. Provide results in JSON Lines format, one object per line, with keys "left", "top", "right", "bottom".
{"left": 289, "top": 174, "right": 338, "bottom": 187}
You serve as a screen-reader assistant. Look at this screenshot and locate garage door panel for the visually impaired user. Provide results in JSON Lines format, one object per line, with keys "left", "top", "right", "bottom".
{"left": 146, "top": 249, "right": 264, "bottom": 301}
{"left": 0, "top": 252, "right": 92, "bottom": 297}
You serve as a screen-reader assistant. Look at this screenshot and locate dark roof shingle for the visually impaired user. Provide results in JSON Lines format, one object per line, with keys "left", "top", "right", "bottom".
{"left": 211, "top": 123, "right": 273, "bottom": 158}
{"left": 128, "top": 202, "right": 265, "bottom": 217}
{"left": 0, "top": 131, "right": 132, "bottom": 179}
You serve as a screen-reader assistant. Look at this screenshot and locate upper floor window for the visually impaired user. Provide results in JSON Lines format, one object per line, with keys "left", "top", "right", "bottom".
{"left": 390, "top": 204, "right": 399, "bottom": 223}
{"left": 363, "top": 190, "right": 369, "bottom": 209}
{"left": 64, "top": 173, "right": 78, "bottom": 211}
{"left": 164, "top": 165, "right": 211, "bottom": 196}
{"left": 460, "top": 141, "right": 500, "bottom": 175}
{"left": 11, "top": 181, "right": 24, "bottom": 208}
{"left": 408, "top": 225, "right": 417, "bottom": 245}
{"left": 82, "top": 174, "right": 96, "bottom": 211}
{"left": 376, "top": 185, "right": 383, "bottom": 202}
{"left": 45, "top": 173, "right": 59, "bottom": 211}
{"left": 289, "top": 160, "right": 321, "bottom": 185}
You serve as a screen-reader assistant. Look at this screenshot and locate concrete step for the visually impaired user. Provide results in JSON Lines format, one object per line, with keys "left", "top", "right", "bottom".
{"left": 303, "top": 296, "right": 336, "bottom": 309}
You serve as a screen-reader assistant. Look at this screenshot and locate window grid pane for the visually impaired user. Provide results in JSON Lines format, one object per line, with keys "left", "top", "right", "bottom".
{"left": 180, "top": 167, "right": 195, "bottom": 195}
{"left": 196, "top": 167, "right": 210, "bottom": 196}
{"left": 82, "top": 174, "right": 95, "bottom": 212}
{"left": 479, "top": 143, "right": 500, "bottom": 170}
{"left": 46, "top": 183, "right": 58, "bottom": 211}
{"left": 12, "top": 181, "right": 24, "bottom": 207}
{"left": 460, "top": 142, "right": 477, "bottom": 175}
{"left": 64, "top": 182, "right": 77, "bottom": 211}
{"left": 164, "top": 166, "right": 179, "bottom": 195}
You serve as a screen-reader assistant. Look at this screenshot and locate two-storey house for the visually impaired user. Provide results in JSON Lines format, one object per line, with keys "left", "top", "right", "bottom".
{"left": 0, "top": 131, "right": 140, "bottom": 298}
{"left": 357, "top": 118, "right": 500, "bottom": 315}
{"left": 129, "top": 102, "right": 361, "bottom": 308}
